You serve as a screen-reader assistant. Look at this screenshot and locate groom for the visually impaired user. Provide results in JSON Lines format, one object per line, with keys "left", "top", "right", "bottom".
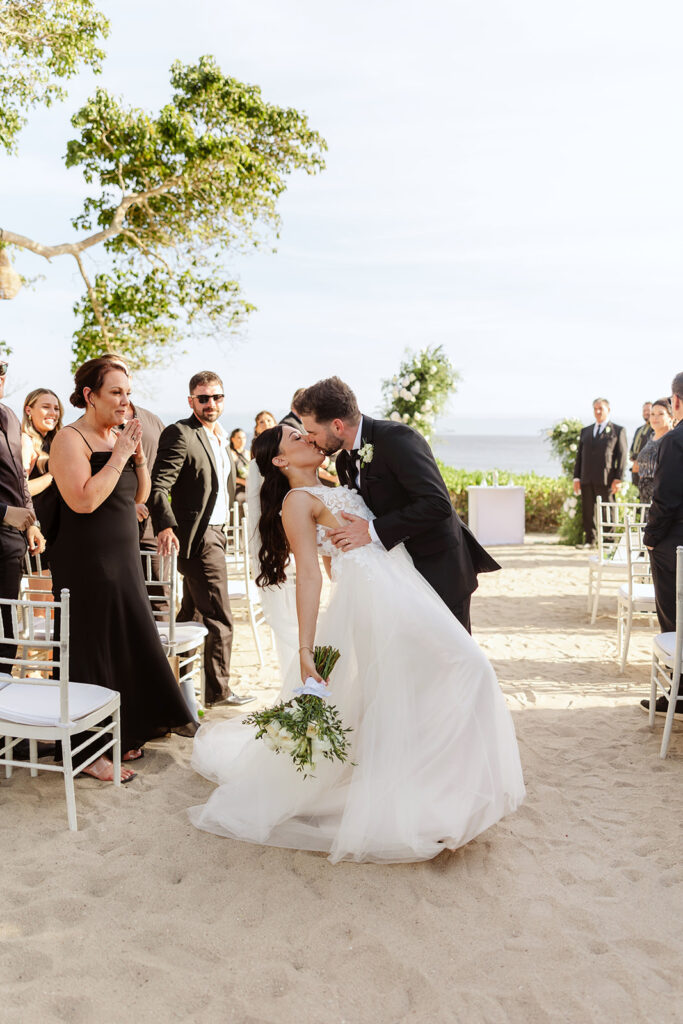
{"left": 298, "top": 376, "right": 500, "bottom": 633}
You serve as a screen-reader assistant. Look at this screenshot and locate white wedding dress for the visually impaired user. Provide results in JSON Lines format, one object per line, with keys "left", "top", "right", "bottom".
{"left": 189, "top": 485, "right": 525, "bottom": 864}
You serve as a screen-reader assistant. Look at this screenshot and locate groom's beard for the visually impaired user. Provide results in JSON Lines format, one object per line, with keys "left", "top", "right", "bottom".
{"left": 315, "top": 429, "right": 343, "bottom": 457}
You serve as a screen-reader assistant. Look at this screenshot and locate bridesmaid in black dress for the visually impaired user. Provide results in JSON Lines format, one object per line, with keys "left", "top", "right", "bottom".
{"left": 49, "top": 357, "right": 196, "bottom": 782}
{"left": 20, "top": 388, "right": 64, "bottom": 562}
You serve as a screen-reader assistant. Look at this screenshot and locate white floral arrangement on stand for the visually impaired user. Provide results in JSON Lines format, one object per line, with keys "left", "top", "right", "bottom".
{"left": 381, "top": 344, "right": 460, "bottom": 443}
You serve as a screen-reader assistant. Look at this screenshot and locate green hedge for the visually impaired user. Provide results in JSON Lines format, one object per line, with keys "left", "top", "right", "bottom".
{"left": 437, "top": 461, "right": 568, "bottom": 534}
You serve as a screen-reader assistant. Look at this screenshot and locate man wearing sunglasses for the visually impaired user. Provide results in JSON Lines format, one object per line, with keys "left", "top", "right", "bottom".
{"left": 150, "top": 371, "right": 252, "bottom": 708}
{"left": 0, "top": 360, "right": 45, "bottom": 667}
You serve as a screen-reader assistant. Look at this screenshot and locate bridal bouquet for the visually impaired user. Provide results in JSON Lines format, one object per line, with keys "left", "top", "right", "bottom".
{"left": 244, "top": 646, "right": 352, "bottom": 775}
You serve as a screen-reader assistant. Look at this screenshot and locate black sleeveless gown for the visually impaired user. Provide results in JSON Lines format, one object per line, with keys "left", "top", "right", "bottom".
{"left": 50, "top": 451, "right": 194, "bottom": 753}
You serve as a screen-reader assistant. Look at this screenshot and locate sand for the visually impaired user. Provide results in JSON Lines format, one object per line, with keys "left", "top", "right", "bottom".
{"left": 1, "top": 540, "right": 682, "bottom": 1024}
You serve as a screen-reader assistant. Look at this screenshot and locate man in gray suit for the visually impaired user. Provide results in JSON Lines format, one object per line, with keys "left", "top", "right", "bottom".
{"left": 150, "top": 371, "right": 252, "bottom": 707}
{"left": 573, "top": 397, "right": 628, "bottom": 545}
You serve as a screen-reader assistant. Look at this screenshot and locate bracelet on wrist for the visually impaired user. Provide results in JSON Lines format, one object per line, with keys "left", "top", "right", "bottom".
{"left": 104, "top": 463, "right": 122, "bottom": 476}
{"left": 298, "top": 645, "right": 314, "bottom": 653}
{"left": 134, "top": 459, "right": 147, "bottom": 467}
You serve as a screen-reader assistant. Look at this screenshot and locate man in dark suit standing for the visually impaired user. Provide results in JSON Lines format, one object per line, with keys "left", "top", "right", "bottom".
{"left": 150, "top": 371, "right": 252, "bottom": 707}
{"left": 640, "top": 373, "right": 683, "bottom": 717}
{"left": 298, "top": 377, "right": 500, "bottom": 633}
{"left": 0, "top": 360, "right": 44, "bottom": 667}
{"left": 643, "top": 373, "right": 683, "bottom": 634}
{"left": 572, "top": 398, "right": 628, "bottom": 545}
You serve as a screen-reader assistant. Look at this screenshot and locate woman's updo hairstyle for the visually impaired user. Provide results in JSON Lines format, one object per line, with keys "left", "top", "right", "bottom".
{"left": 252, "top": 425, "right": 291, "bottom": 588}
{"left": 70, "top": 356, "right": 128, "bottom": 408}
{"left": 652, "top": 397, "right": 673, "bottom": 415}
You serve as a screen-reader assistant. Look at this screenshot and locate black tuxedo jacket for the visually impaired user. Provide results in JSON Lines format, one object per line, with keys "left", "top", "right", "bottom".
{"left": 0, "top": 403, "right": 33, "bottom": 523}
{"left": 150, "top": 414, "right": 236, "bottom": 559}
{"left": 643, "top": 421, "right": 683, "bottom": 548}
{"left": 336, "top": 415, "right": 499, "bottom": 609}
{"left": 573, "top": 422, "right": 628, "bottom": 487}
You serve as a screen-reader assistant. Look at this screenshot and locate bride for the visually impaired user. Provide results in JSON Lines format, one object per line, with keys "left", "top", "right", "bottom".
{"left": 189, "top": 424, "right": 525, "bottom": 864}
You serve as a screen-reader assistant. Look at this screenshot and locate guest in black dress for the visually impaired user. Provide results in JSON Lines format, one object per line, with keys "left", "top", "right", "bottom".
{"left": 49, "top": 357, "right": 196, "bottom": 783}
{"left": 229, "top": 428, "right": 249, "bottom": 510}
{"left": 632, "top": 398, "right": 673, "bottom": 504}
{"left": 20, "top": 388, "right": 63, "bottom": 561}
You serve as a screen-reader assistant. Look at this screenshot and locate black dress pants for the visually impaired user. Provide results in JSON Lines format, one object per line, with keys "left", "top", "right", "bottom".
{"left": 178, "top": 525, "right": 233, "bottom": 704}
{"left": 648, "top": 525, "right": 683, "bottom": 633}
{"left": 0, "top": 526, "right": 27, "bottom": 670}
{"left": 580, "top": 483, "right": 611, "bottom": 545}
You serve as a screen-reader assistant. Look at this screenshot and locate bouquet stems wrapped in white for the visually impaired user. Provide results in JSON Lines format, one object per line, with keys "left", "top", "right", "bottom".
{"left": 244, "top": 646, "right": 352, "bottom": 775}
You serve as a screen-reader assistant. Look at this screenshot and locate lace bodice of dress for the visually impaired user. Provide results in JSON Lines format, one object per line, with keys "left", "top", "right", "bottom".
{"left": 285, "top": 485, "right": 376, "bottom": 574}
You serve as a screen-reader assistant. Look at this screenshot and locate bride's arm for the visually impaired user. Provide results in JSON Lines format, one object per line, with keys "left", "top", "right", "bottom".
{"left": 282, "top": 492, "right": 324, "bottom": 683}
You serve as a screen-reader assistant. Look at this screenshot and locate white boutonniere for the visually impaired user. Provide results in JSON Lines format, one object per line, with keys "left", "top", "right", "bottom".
{"left": 604, "top": 426, "right": 611, "bottom": 435}
{"left": 359, "top": 442, "right": 374, "bottom": 467}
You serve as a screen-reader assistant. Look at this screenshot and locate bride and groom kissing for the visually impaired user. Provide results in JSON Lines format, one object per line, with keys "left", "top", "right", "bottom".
{"left": 294, "top": 376, "right": 500, "bottom": 634}
{"left": 189, "top": 376, "right": 524, "bottom": 864}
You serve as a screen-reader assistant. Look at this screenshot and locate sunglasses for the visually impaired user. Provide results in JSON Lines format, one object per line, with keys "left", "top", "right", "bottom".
{"left": 0, "top": 362, "right": 7, "bottom": 376}
{"left": 192, "top": 393, "right": 224, "bottom": 404}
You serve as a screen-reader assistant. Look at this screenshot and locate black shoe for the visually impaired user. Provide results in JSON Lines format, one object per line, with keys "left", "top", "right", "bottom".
{"left": 640, "top": 695, "right": 683, "bottom": 720}
{"left": 208, "top": 693, "right": 255, "bottom": 708}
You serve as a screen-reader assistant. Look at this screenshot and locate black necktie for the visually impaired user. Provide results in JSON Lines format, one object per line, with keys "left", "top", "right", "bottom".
{"left": 348, "top": 449, "right": 360, "bottom": 487}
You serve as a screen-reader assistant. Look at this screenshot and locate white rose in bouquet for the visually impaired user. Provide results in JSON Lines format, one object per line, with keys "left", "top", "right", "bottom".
{"left": 411, "top": 382, "right": 421, "bottom": 395}
{"left": 402, "top": 414, "right": 410, "bottom": 422}
{"left": 390, "top": 411, "right": 401, "bottom": 421}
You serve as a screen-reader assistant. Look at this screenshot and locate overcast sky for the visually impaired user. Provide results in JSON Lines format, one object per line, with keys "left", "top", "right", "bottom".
{"left": 1, "top": 0, "right": 681, "bottom": 431}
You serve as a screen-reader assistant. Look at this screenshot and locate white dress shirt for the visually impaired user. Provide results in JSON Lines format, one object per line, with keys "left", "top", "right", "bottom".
{"left": 204, "top": 425, "right": 231, "bottom": 526}
{"left": 344, "top": 420, "right": 382, "bottom": 546}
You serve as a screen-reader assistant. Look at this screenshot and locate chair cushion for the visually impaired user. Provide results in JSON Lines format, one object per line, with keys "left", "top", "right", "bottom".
{"left": 156, "top": 621, "right": 208, "bottom": 645}
{"left": 227, "top": 579, "right": 261, "bottom": 602}
{"left": 0, "top": 681, "right": 117, "bottom": 727}
{"left": 653, "top": 632, "right": 681, "bottom": 665}
{"left": 618, "top": 582, "right": 656, "bottom": 605}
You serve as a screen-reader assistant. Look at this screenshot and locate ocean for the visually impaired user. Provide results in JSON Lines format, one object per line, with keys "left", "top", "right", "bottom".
{"left": 432, "top": 434, "right": 561, "bottom": 477}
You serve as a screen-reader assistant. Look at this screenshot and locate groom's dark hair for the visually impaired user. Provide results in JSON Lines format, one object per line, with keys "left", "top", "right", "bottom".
{"left": 298, "top": 376, "right": 360, "bottom": 423}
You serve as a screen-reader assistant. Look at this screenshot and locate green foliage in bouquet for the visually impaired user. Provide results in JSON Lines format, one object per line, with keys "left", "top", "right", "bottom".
{"left": 382, "top": 345, "right": 460, "bottom": 443}
{"left": 243, "top": 646, "right": 352, "bottom": 776}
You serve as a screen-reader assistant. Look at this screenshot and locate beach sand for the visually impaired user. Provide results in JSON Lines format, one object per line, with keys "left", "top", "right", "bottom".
{"left": 1, "top": 541, "right": 682, "bottom": 1024}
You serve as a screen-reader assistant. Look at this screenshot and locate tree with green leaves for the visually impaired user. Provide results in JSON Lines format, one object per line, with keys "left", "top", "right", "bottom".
{"left": 0, "top": 0, "right": 109, "bottom": 153}
{"left": 0, "top": 55, "right": 326, "bottom": 370}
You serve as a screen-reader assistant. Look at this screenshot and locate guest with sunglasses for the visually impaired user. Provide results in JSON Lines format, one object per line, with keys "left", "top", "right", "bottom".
{"left": 0, "top": 361, "right": 45, "bottom": 669}
{"left": 150, "top": 371, "right": 253, "bottom": 708}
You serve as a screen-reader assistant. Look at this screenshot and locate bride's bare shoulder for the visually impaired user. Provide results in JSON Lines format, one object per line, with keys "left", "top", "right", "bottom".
{"left": 281, "top": 488, "right": 320, "bottom": 518}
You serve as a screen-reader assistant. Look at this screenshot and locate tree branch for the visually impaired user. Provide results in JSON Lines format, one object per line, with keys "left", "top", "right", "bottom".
{"left": 0, "top": 177, "right": 180, "bottom": 259}
{"left": 72, "top": 250, "right": 109, "bottom": 344}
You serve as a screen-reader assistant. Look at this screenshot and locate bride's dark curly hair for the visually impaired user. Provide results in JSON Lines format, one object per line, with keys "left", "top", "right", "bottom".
{"left": 252, "top": 425, "right": 291, "bottom": 587}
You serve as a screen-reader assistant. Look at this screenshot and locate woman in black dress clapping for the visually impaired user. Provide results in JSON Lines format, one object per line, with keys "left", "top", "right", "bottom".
{"left": 49, "top": 357, "right": 196, "bottom": 783}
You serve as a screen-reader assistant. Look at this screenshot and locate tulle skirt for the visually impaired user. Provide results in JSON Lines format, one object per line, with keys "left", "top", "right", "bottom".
{"left": 189, "top": 543, "right": 525, "bottom": 864}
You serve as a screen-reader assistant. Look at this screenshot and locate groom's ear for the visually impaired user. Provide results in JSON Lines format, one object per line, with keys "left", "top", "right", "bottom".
{"left": 332, "top": 418, "right": 345, "bottom": 434}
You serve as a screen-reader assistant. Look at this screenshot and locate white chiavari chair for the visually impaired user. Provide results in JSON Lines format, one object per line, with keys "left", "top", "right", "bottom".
{"left": 0, "top": 589, "right": 121, "bottom": 830}
{"left": 649, "top": 546, "right": 683, "bottom": 758}
{"left": 616, "top": 517, "right": 656, "bottom": 672}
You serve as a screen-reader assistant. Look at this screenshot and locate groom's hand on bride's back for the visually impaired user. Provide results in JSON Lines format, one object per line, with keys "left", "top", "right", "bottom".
{"left": 327, "top": 512, "right": 371, "bottom": 551}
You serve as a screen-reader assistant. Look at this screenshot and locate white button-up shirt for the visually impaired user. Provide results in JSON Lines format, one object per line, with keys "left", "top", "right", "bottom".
{"left": 344, "top": 420, "right": 381, "bottom": 546}
{"left": 204, "top": 425, "right": 231, "bottom": 526}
